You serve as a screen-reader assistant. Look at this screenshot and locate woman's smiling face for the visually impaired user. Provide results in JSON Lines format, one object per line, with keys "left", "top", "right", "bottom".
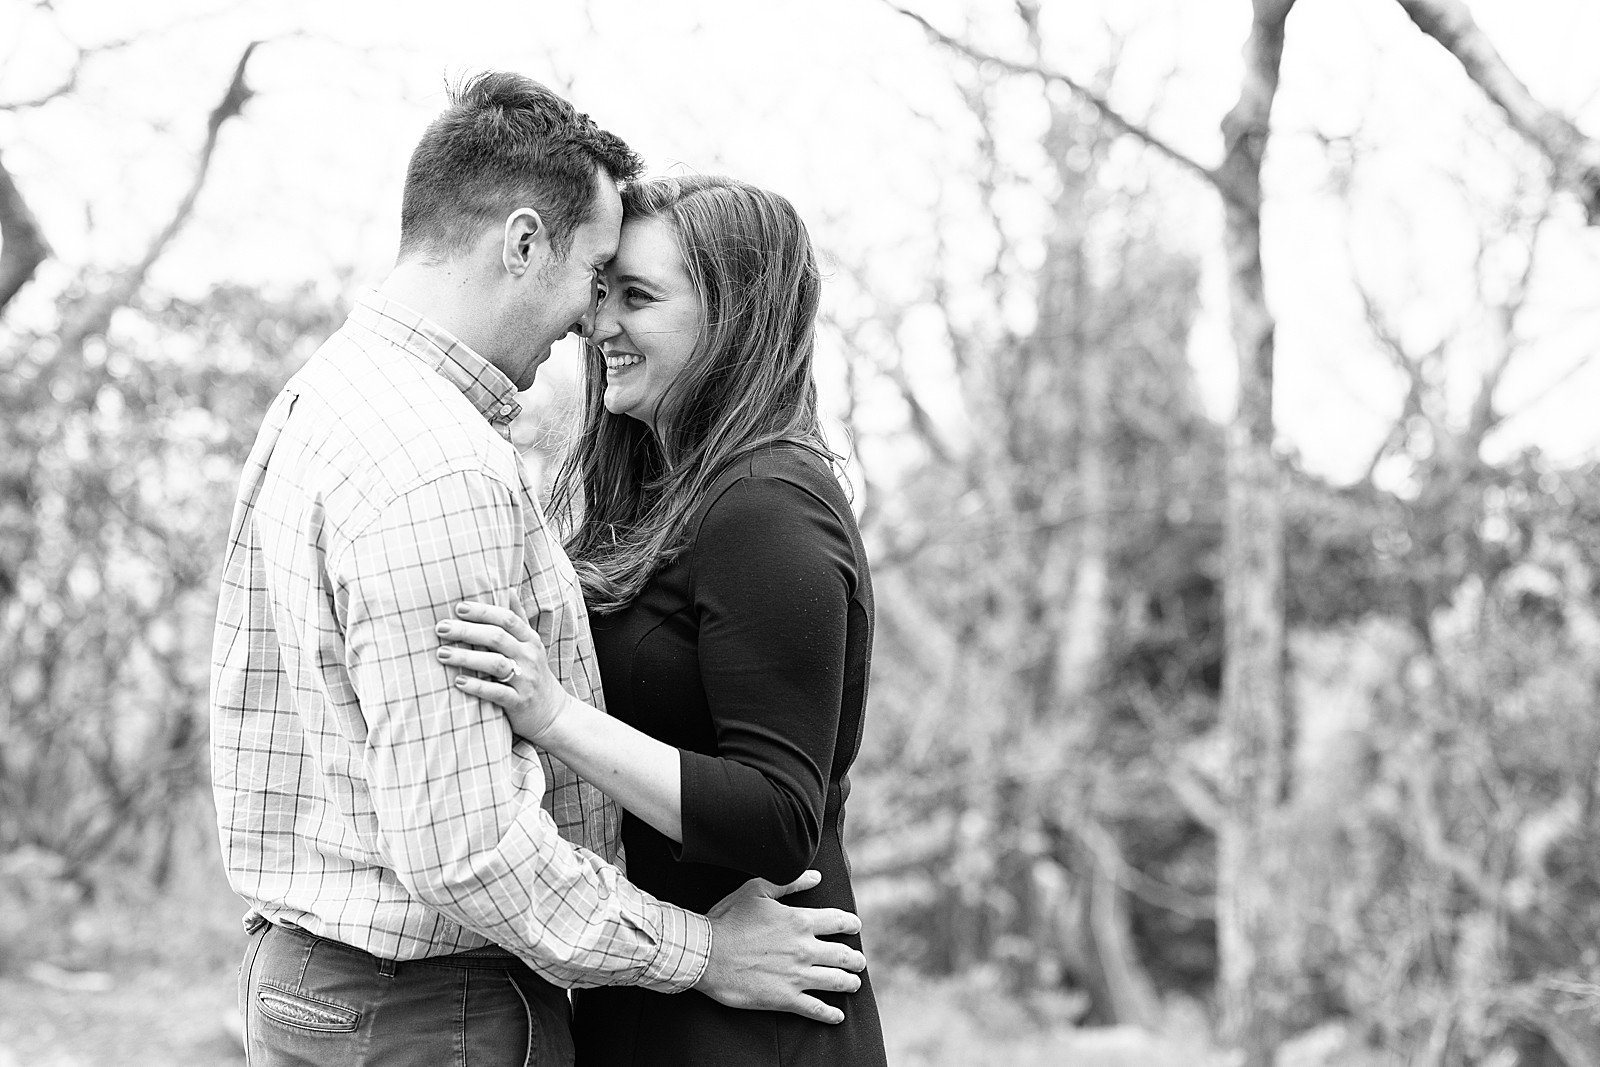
{"left": 591, "top": 216, "right": 704, "bottom": 437}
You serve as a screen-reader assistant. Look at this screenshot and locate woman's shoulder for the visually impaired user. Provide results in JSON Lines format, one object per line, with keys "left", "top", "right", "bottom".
{"left": 687, "top": 445, "right": 865, "bottom": 589}
{"left": 731, "top": 442, "right": 843, "bottom": 495}
{"left": 691, "top": 447, "right": 851, "bottom": 537}
{"left": 694, "top": 444, "right": 843, "bottom": 522}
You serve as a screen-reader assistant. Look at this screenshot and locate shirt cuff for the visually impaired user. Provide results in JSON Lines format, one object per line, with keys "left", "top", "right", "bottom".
{"left": 634, "top": 902, "right": 713, "bottom": 993}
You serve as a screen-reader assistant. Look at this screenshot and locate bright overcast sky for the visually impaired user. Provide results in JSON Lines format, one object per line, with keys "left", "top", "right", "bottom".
{"left": 6, "top": 0, "right": 1600, "bottom": 483}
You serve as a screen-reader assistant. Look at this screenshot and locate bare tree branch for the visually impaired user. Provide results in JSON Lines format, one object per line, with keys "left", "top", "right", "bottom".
{"left": 1395, "top": 0, "right": 1600, "bottom": 223}
{"left": 1124, "top": 688, "right": 1226, "bottom": 832}
{"left": 1402, "top": 749, "right": 1504, "bottom": 908}
{"left": 1350, "top": 266, "right": 1442, "bottom": 481}
{"left": 1497, "top": 339, "right": 1600, "bottom": 426}
{"left": 892, "top": 378, "right": 956, "bottom": 467}
{"left": 0, "top": 149, "right": 51, "bottom": 316}
{"left": 0, "top": 34, "right": 138, "bottom": 113}
{"left": 1349, "top": 158, "right": 1557, "bottom": 480}
{"left": 0, "top": 65, "right": 85, "bottom": 113}
{"left": 881, "top": 2, "right": 1228, "bottom": 199}
{"left": 822, "top": 235, "right": 963, "bottom": 465}
{"left": 956, "top": 75, "right": 1015, "bottom": 298}
{"left": 1464, "top": 200, "right": 1548, "bottom": 444}
{"left": 53, "top": 41, "right": 261, "bottom": 362}
{"left": 1074, "top": 817, "right": 1212, "bottom": 919}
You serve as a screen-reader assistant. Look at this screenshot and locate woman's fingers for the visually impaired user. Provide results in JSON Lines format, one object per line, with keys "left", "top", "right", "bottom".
{"left": 436, "top": 645, "right": 515, "bottom": 679}
{"left": 437, "top": 598, "right": 567, "bottom": 742}
{"left": 452, "top": 672, "right": 518, "bottom": 705}
{"left": 436, "top": 619, "right": 513, "bottom": 654}
{"left": 435, "top": 618, "right": 543, "bottom": 659}
{"left": 455, "top": 598, "right": 536, "bottom": 641}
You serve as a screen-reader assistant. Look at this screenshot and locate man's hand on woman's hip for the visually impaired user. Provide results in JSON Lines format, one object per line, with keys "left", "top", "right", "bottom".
{"left": 695, "top": 870, "right": 865, "bottom": 1024}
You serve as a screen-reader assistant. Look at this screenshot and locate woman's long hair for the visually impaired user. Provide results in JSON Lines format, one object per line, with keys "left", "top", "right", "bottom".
{"left": 548, "top": 175, "right": 837, "bottom": 613}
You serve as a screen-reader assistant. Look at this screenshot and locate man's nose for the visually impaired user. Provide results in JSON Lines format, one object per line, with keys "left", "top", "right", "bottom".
{"left": 568, "top": 308, "right": 596, "bottom": 339}
{"left": 586, "top": 307, "right": 619, "bottom": 345}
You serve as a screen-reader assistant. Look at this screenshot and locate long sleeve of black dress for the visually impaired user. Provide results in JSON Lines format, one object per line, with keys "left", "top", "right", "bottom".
{"left": 675, "top": 472, "right": 857, "bottom": 883}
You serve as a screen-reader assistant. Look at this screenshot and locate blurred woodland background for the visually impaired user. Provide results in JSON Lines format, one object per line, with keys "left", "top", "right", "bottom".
{"left": 6, "top": 0, "right": 1600, "bottom": 1063}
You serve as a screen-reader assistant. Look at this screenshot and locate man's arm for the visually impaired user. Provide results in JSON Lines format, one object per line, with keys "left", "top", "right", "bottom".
{"left": 336, "top": 467, "right": 708, "bottom": 992}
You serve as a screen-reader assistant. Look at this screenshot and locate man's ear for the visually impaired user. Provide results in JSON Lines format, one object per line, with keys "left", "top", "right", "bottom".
{"left": 502, "top": 208, "right": 547, "bottom": 277}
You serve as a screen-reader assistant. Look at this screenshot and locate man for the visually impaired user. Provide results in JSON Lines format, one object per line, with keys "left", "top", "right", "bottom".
{"left": 211, "top": 72, "right": 864, "bottom": 1066}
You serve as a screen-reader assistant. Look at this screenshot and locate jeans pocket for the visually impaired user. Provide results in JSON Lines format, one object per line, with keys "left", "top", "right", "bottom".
{"left": 256, "top": 981, "right": 362, "bottom": 1034}
{"left": 503, "top": 972, "right": 574, "bottom": 1067}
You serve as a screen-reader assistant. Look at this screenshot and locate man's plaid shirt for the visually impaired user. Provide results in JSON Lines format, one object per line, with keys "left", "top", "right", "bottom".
{"left": 210, "top": 291, "right": 710, "bottom": 991}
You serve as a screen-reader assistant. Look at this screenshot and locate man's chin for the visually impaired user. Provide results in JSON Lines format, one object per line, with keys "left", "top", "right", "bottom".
{"left": 516, "top": 347, "right": 553, "bottom": 389}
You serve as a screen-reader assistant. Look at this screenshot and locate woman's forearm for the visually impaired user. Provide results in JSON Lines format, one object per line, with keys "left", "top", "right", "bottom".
{"left": 536, "top": 693, "right": 684, "bottom": 843}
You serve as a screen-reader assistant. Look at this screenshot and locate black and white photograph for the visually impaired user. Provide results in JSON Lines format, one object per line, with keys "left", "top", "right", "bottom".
{"left": 5, "top": 1, "right": 1600, "bottom": 1064}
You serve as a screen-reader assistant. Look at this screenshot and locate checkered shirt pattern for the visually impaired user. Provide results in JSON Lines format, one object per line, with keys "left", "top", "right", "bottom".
{"left": 210, "top": 291, "right": 710, "bottom": 991}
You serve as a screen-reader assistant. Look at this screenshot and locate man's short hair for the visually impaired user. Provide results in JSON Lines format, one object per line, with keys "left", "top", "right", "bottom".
{"left": 398, "top": 72, "right": 643, "bottom": 262}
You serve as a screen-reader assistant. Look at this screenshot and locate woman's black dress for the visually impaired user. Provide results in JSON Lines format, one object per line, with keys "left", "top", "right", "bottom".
{"left": 571, "top": 444, "right": 887, "bottom": 1066}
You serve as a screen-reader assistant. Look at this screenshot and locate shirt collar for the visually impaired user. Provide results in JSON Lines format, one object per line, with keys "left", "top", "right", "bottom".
{"left": 347, "top": 290, "right": 522, "bottom": 432}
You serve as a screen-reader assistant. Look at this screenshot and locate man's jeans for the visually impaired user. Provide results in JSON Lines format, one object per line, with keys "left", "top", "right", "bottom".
{"left": 239, "top": 916, "right": 575, "bottom": 1066}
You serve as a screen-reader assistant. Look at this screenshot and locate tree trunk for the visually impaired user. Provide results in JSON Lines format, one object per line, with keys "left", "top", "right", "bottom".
{"left": 1044, "top": 114, "right": 1113, "bottom": 709}
{"left": 1216, "top": 2, "right": 1296, "bottom": 1064}
{"left": 1084, "top": 824, "right": 1164, "bottom": 1029}
{"left": 0, "top": 150, "right": 51, "bottom": 318}
{"left": 1057, "top": 316, "right": 1112, "bottom": 705}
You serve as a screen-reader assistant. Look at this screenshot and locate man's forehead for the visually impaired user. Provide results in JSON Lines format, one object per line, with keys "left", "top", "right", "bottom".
{"left": 587, "top": 177, "right": 624, "bottom": 257}
{"left": 600, "top": 179, "right": 624, "bottom": 212}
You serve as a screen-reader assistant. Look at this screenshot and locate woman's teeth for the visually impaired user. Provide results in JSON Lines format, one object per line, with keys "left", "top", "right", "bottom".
{"left": 604, "top": 353, "right": 644, "bottom": 369}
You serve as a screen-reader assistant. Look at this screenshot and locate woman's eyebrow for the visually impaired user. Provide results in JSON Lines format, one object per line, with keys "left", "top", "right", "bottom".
{"left": 610, "top": 271, "right": 660, "bottom": 287}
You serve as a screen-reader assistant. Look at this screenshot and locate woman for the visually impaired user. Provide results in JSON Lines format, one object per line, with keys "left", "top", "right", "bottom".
{"left": 437, "top": 175, "right": 887, "bottom": 1065}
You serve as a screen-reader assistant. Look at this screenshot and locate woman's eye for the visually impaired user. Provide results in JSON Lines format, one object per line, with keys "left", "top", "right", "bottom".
{"left": 625, "top": 288, "right": 653, "bottom": 303}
